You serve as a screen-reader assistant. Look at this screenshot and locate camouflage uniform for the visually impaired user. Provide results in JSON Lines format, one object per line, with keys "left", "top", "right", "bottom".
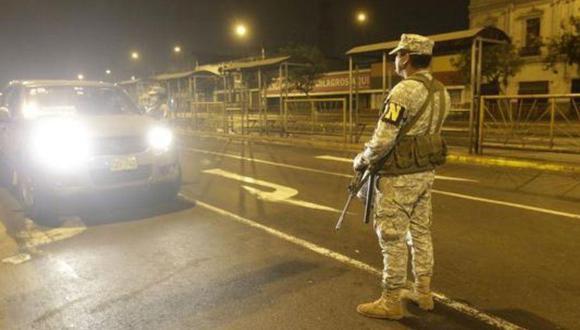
{"left": 357, "top": 35, "right": 451, "bottom": 292}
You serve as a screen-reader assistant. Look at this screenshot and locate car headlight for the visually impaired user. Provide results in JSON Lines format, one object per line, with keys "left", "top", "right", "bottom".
{"left": 147, "top": 126, "right": 173, "bottom": 152}
{"left": 30, "top": 119, "right": 91, "bottom": 170}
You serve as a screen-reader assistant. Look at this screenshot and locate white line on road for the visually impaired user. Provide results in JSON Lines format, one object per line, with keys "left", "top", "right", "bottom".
{"left": 316, "top": 155, "right": 479, "bottom": 183}
{"left": 183, "top": 147, "right": 580, "bottom": 220}
{"left": 433, "top": 189, "right": 580, "bottom": 220}
{"left": 183, "top": 147, "right": 351, "bottom": 178}
{"left": 180, "top": 195, "right": 524, "bottom": 330}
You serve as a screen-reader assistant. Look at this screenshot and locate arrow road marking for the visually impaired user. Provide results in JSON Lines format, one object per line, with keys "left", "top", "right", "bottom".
{"left": 203, "top": 168, "right": 342, "bottom": 213}
{"left": 183, "top": 148, "right": 580, "bottom": 220}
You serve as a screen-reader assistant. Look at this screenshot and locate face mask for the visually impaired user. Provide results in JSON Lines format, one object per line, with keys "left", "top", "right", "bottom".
{"left": 395, "top": 54, "right": 408, "bottom": 76}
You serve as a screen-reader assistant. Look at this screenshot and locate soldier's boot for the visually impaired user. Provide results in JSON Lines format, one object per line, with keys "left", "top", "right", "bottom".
{"left": 402, "top": 276, "right": 434, "bottom": 311}
{"left": 356, "top": 289, "right": 404, "bottom": 320}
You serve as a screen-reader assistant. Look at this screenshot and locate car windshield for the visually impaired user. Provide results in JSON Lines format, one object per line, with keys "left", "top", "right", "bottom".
{"left": 23, "top": 86, "right": 140, "bottom": 117}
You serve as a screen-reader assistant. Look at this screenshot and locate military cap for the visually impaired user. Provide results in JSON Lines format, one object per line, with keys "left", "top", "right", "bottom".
{"left": 388, "top": 34, "right": 434, "bottom": 55}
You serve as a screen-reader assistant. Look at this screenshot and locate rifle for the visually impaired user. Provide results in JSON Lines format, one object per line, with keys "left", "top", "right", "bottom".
{"left": 334, "top": 149, "right": 394, "bottom": 231}
{"left": 335, "top": 169, "right": 374, "bottom": 230}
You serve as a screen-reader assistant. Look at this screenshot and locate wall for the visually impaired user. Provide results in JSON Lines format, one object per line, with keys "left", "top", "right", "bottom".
{"left": 470, "top": 0, "right": 579, "bottom": 95}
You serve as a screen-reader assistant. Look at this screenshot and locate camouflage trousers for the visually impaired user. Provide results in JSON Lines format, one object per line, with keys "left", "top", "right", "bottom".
{"left": 373, "top": 170, "right": 435, "bottom": 290}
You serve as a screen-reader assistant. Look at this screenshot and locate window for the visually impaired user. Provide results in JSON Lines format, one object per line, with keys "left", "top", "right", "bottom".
{"left": 447, "top": 88, "right": 464, "bottom": 106}
{"left": 518, "top": 81, "right": 548, "bottom": 95}
{"left": 521, "top": 17, "right": 541, "bottom": 56}
{"left": 518, "top": 81, "right": 549, "bottom": 111}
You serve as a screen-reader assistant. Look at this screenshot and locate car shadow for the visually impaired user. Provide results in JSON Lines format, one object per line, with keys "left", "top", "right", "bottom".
{"left": 74, "top": 192, "right": 196, "bottom": 227}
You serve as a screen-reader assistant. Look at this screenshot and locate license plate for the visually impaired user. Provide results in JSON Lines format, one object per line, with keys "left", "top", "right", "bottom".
{"left": 109, "top": 156, "right": 138, "bottom": 172}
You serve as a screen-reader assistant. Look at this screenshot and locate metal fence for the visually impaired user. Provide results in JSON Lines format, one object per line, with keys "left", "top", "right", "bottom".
{"left": 283, "top": 98, "right": 348, "bottom": 141}
{"left": 478, "top": 94, "right": 580, "bottom": 153}
{"left": 173, "top": 101, "right": 227, "bottom": 133}
{"left": 171, "top": 94, "right": 580, "bottom": 155}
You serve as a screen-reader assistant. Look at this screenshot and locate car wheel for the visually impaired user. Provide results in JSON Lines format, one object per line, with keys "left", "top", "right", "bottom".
{"left": 16, "top": 173, "right": 61, "bottom": 227}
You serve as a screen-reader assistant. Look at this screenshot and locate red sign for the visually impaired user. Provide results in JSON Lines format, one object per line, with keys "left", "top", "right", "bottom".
{"left": 267, "top": 70, "right": 371, "bottom": 95}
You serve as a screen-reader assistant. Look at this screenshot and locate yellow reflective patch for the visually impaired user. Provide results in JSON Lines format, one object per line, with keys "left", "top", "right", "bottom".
{"left": 383, "top": 103, "right": 405, "bottom": 125}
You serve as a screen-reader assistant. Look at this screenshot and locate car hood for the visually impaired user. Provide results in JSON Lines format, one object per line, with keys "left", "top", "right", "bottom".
{"left": 76, "top": 114, "right": 159, "bottom": 139}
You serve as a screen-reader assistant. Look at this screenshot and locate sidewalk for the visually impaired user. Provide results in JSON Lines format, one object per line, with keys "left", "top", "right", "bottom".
{"left": 177, "top": 129, "right": 580, "bottom": 174}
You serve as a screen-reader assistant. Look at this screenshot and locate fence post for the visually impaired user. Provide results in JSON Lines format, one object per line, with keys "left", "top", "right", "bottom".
{"left": 311, "top": 100, "right": 315, "bottom": 134}
{"left": 343, "top": 98, "right": 347, "bottom": 143}
{"left": 549, "top": 97, "right": 556, "bottom": 149}
{"left": 477, "top": 96, "right": 485, "bottom": 154}
{"left": 283, "top": 100, "right": 288, "bottom": 135}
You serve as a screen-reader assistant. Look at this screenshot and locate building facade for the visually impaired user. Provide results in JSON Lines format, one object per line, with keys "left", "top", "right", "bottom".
{"left": 469, "top": 0, "right": 579, "bottom": 95}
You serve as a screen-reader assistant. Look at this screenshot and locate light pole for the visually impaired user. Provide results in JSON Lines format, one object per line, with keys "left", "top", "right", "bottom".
{"left": 77, "top": 73, "right": 84, "bottom": 80}
{"left": 355, "top": 10, "right": 369, "bottom": 44}
{"left": 233, "top": 22, "right": 265, "bottom": 59}
{"left": 129, "top": 51, "right": 142, "bottom": 80}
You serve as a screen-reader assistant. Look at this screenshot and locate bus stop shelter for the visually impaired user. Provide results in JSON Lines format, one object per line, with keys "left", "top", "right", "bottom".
{"left": 345, "top": 26, "right": 510, "bottom": 150}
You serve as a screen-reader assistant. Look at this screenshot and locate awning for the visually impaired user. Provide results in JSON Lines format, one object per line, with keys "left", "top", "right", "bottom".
{"left": 346, "top": 27, "right": 510, "bottom": 56}
{"left": 153, "top": 64, "right": 223, "bottom": 81}
{"left": 153, "top": 70, "right": 196, "bottom": 81}
{"left": 222, "top": 56, "right": 291, "bottom": 71}
{"left": 116, "top": 79, "right": 141, "bottom": 86}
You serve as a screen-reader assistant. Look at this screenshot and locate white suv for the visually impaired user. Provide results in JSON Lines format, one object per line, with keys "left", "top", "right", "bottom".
{"left": 0, "top": 80, "right": 181, "bottom": 226}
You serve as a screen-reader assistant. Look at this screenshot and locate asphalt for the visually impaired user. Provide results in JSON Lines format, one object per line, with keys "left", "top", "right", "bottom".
{"left": 1, "top": 135, "right": 579, "bottom": 329}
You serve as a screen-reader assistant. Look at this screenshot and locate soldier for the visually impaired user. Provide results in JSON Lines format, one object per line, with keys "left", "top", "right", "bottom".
{"left": 146, "top": 86, "right": 170, "bottom": 120}
{"left": 354, "top": 34, "right": 450, "bottom": 320}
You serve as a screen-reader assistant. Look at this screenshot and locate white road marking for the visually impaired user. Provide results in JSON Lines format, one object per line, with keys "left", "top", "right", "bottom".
{"left": 433, "top": 189, "right": 580, "bottom": 220}
{"left": 2, "top": 253, "right": 32, "bottom": 265}
{"left": 316, "top": 155, "right": 479, "bottom": 183}
{"left": 23, "top": 219, "right": 87, "bottom": 249}
{"left": 179, "top": 194, "right": 524, "bottom": 330}
{"left": 185, "top": 147, "right": 579, "bottom": 220}
{"left": 203, "top": 168, "right": 342, "bottom": 213}
{"left": 184, "top": 147, "right": 351, "bottom": 178}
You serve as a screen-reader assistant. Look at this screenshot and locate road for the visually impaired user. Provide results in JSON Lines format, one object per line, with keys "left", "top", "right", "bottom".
{"left": 1, "top": 135, "right": 579, "bottom": 329}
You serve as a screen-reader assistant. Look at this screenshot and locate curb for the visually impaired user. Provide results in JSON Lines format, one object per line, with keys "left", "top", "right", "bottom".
{"left": 177, "top": 130, "right": 580, "bottom": 174}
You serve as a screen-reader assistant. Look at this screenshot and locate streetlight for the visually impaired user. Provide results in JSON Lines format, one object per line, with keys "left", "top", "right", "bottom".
{"left": 356, "top": 11, "right": 367, "bottom": 24}
{"left": 131, "top": 51, "right": 140, "bottom": 60}
{"left": 131, "top": 75, "right": 136, "bottom": 81}
{"left": 234, "top": 24, "right": 248, "bottom": 38}
{"left": 105, "top": 69, "right": 112, "bottom": 75}
{"left": 77, "top": 74, "right": 84, "bottom": 80}
{"left": 173, "top": 45, "right": 182, "bottom": 54}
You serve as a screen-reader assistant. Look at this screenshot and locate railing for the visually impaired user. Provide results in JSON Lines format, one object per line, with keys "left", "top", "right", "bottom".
{"left": 283, "top": 98, "right": 348, "bottom": 142}
{"left": 478, "top": 94, "right": 580, "bottom": 153}
{"left": 173, "top": 101, "right": 227, "bottom": 133}
{"left": 171, "top": 94, "right": 580, "bottom": 155}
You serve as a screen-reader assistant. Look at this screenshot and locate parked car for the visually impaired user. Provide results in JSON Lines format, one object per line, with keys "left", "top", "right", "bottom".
{"left": 0, "top": 80, "right": 181, "bottom": 226}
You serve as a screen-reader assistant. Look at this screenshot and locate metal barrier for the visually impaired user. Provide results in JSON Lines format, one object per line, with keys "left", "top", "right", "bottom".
{"left": 478, "top": 94, "right": 580, "bottom": 153}
{"left": 283, "top": 98, "right": 348, "bottom": 142}
{"left": 173, "top": 101, "right": 227, "bottom": 133}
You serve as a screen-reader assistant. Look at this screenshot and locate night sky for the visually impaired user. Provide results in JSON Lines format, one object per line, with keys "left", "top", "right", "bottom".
{"left": 0, "top": 0, "right": 469, "bottom": 86}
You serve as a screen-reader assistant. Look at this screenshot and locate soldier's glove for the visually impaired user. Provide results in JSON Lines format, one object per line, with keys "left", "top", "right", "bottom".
{"left": 353, "top": 152, "right": 369, "bottom": 172}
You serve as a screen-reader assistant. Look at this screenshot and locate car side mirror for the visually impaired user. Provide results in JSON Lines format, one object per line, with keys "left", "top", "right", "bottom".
{"left": 0, "top": 107, "right": 11, "bottom": 122}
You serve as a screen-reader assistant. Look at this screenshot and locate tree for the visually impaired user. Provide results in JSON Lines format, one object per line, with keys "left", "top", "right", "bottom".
{"left": 543, "top": 16, "right": 580, "bottom": 74}
{"left": 451, "top": 43, "right": 524, "bottom": 93}
{"left": 278, "top": 44, "right": 328, "bottom": 96}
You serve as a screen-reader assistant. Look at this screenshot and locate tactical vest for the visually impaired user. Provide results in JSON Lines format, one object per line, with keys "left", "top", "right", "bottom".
{"left": 379, "top": 73, "right": 448, "bottom": 176}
